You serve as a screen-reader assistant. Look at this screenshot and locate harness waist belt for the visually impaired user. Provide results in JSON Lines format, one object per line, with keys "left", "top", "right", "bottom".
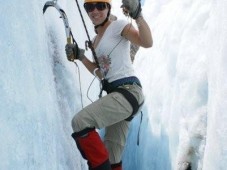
{"left": 102, "top": 76, "right": 142, "bottom": 94}
{"left": 110, "top": 76, "right": 142, "bottom": 89}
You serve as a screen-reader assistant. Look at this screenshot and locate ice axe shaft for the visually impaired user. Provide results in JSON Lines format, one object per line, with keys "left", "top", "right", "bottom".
{"left": 43, "top": 1, "right": 72, "bottom": 44}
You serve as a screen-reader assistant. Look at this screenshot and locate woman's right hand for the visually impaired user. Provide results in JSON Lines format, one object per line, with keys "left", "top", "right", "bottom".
{"left": 65, "top": 43, "right": 85, "bottom": 61}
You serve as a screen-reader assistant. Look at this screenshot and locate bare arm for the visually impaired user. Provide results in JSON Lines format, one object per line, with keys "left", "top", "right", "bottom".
{"left": 122, "top": 16, "right": 153, "bottom": 48}
{"left": 80, "top": 55, "right": 103, "bottom": 79}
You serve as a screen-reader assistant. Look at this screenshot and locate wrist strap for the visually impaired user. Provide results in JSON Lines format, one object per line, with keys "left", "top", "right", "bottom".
{"left": 79, "top": 53, "right": 85, "bottom": 61}
{"left": 132, "top": 2, "right": 142, "bottom": 19}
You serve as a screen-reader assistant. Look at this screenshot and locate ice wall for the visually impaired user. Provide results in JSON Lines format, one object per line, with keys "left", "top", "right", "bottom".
{"left": 0, "top": 1, "right": 88, "bottom": 169}
{"left": 1, "top": 0, "right": 227, "bottom": 170}
{"left": 130, "top": 0, "right": 227, "bottom": 169}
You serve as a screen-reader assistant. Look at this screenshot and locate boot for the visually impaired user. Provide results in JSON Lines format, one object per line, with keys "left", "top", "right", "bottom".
{"left": 72, "top": 128, "right": 111, "bottom": 170}
{"left": 111, "top": 161, "right": 122, "bottom": 170}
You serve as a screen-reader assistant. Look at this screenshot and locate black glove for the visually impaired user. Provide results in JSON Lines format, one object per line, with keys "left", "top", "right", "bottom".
{"left": 65, "top": 43, "right": 85, "bottom": 61}
{"left": 122, "top": 0, "right": 142, "bottom": 19}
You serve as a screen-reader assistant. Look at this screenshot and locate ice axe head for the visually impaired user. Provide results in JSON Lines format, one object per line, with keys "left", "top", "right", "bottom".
{"left": 43, "top": 1, "right": 72, "bottom": 44}
{"left": 43, "top": 1, "right": 56, "bottom": 14}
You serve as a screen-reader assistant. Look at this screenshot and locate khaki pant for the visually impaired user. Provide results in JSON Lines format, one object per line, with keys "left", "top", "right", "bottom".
{"left": 71, "top": 83, "right": 144, "bottom": 164}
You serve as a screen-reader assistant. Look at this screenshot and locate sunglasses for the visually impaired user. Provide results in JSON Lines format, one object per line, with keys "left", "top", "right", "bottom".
{"left": 84, "top": 2, "right": 108, "bottom": 13}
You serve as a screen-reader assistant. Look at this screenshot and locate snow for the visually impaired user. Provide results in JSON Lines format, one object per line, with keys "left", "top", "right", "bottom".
{"left": 0, "top": 0, "right": 227, "bottom": 170}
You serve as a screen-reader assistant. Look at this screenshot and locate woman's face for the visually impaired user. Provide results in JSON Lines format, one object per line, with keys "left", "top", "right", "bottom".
{"left": 84, "top": 2, "right": 109, "bottom": 25}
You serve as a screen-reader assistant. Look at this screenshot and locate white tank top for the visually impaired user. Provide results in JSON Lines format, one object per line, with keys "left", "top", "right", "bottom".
{"left": 94, "top": 20, "right": 135, "bottom": 82}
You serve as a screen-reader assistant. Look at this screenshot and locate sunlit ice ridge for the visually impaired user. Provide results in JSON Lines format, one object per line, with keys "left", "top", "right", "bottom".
{"left": 0, "top": 0, "right": 227, "bottom": 170}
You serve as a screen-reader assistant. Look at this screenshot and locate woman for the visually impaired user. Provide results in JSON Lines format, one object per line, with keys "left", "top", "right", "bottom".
{"left": 65, "top": 0, "right": 152, "bottom": 169}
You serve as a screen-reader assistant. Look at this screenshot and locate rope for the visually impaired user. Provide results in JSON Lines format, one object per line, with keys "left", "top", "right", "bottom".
{"left": 73, "top": 61, "right": 84, "bottom": 109}
{"left": 86, "top": 77, "right": 97, "bottom": 103}
{"left": 74, "top": 0, "right": 99, "bottom": 68}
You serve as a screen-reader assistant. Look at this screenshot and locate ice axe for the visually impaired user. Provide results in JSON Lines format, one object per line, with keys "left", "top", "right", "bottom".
{"left": 43, "top": 1, "right": 84, "bottom": 108}
{"left": 43, "top": 0, "right": 72, "bottom": 44}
